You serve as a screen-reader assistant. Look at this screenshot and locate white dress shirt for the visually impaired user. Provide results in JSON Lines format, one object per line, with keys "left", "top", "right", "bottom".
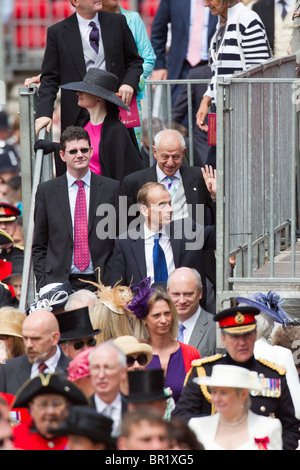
{"left": 94, "top": 393, "right": 122, "bottom": 437}
{"left": 76, "top": 13, "right": 106, "bottom": 71}
{"left": 179, "top": 306, "right": 201, "bottom": 344}
{"left": 144, "top": 223, "right": 175, "bottom": 283}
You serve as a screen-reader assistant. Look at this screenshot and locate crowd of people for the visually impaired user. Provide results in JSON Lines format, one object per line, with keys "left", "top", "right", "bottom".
{"left": 0, "top": 0, "right": 299, "bottom": 452}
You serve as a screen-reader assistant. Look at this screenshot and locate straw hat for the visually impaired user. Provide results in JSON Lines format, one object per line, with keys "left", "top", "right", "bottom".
{"left": 193, "top": 364, "right": 263, "bottom": 391}
{"left": 113, "top": 335, "right": 153, "bottom": 365}
{"left": 0, "top": 308, "right": 26, "bottom": 338}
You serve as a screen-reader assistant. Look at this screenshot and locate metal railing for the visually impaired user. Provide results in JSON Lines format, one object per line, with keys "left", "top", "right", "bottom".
{"left": 214, "top": 55, "right": 300, "bottom": 311}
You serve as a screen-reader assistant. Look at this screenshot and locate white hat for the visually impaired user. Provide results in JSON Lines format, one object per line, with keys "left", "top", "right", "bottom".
{"left": 193, "top": 364, "right": 263, "bottom": 391}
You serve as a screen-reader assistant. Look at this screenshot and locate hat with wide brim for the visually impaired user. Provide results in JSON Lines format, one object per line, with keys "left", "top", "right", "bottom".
{"left": 193, "top": 364, "right": 263, "bottom": 391}
{"left": 0, "top": 308, "right": 26, "bottom": 338}
{"left": 12, "top": 373, "right": 91, "bottom": 408}
{"left": 123, "top": 369, "right": 167, "bottom": 403}
{"left": 58, "top": 306, "right": 101, "bottom": 341}
{"left": 49, "top": 405, "right": 115, "bottom": 446}
{"left": 113, "top": 336, "right": 153, "bottom": 365}
{"left": 60, "top": 68, "right": 130, "bottom": 111}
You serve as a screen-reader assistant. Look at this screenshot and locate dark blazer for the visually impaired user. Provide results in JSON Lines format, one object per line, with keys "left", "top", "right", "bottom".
{"left": 32, "top": 172, "right": 119, "bottom": 291}
{"left": 36, "top": 11, "right": 144, "bottom": 132}
{"left": 110, "top": 219, "right": 216, "bottom": 308}
{"left": 0, "top": 350, "right": 71, "bottom": 396}
{"left": 252, "top": 0, "right": 275, "bottom": 52}
{"left": 120, "top": 164, "right": 216, "bottom": 226}
{"left": 188, "top": 308, "right": 216, "bottom": 358}
{"left": 151, "top": 0, "right": 217, "bottom": 80}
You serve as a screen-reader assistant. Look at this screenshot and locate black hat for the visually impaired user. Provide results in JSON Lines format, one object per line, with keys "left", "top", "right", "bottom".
{"left": 123, "top": 369, "right": 167, "bottom": 403}
{"left": 214, "top": 306, "right": 260, "bottom": 335}
{"left": 58, "top": 306, "right": 101, "bottom": 342}
{"left": 0, "top": 203, "right": 21, "bottom": 222}
{"left": 60, "top": 68, "right": 130, "bottom": 111}
{"left": 0, "top": 111, "right": 9, "bottom": 130}
{"left": 0, "top": 228, "right": 14, "bottom": 245}
{"left": 26, "top": 281, "right": 74, "bottom": 314}
{"left": 12, "top": 373, "right": 91, "bottom": 408}
{"left": 50, "top": 405, "right": 115, "bottom": 446}
{"left": 2, "top": 254, "right": 23, "bottom": 283}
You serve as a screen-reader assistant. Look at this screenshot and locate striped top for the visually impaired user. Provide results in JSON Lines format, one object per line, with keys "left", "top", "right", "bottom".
{"left": 205, "top": 2, "right": 271, "bottom": 102}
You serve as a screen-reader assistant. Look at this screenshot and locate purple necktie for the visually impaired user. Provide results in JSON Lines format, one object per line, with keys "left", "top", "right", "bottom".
{"left": 89, "top": 21, "right": 99, "bottom": 54}
{"left": 74, "top": 180, "right": 89, "bottom": 272}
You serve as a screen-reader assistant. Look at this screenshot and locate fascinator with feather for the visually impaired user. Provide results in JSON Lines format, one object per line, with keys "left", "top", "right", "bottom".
{"left": 126, "top": 277, "right": 155, "bottom": 320}
{"left": 236, "top": 291, "right": 294, "bottom": 327}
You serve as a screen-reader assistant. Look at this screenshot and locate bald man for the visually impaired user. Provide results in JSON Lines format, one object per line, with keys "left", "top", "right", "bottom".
{"left": 0, "top": 309, "right": 71, "bottom": 395}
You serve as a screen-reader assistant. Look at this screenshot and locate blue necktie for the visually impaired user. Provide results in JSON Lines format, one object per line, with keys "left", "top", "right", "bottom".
{"left": 153, "top": 233, "right": 168, "bottom": 282}
{"left": 89, "top": 21, "right": 99, "bottom": 54}
{"left": 279, "top": 0, "right": 287, "bottom": 19}
{"left": 177, "top": 323, "right": 185, "bottom": 342}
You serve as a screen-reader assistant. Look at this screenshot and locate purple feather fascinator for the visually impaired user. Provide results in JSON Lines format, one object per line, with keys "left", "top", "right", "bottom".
{"left": 236, "top": 291, "right": 292, "bottom": 326}
{"left": 126, "top": 277, "right": 155, "bottom": 320}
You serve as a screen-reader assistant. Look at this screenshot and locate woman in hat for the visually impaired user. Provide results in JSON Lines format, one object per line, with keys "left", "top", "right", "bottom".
{"left": 188, "top": 364, "right": 283, "bottom": 450}
{"left": 86, "top": 269, "right": 134, "bottom": 344}
{"left": 0, "top": 306, "right": 26, "bottom": 358}
{"left": 67, "top": 347, "right": 95, "bottom": 399}
{"left": 127, "top": 278, "right": 200, "bottom": 403}
{"left": 60, "top": 68, "right": 145, "bottom": 183}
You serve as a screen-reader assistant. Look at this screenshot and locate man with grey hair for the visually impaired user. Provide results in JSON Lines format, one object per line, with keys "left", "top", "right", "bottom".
{"left": 167, "top": 267, "right": 216, "bottom": 358}
{"left": 64, "top": 289, "right": 97, "bottom": 313}
{"left": 120, "top": 128, "right": 216, "bottom": 312}
{"left": 89, "top": 341, "right": 127, "bottom": 437}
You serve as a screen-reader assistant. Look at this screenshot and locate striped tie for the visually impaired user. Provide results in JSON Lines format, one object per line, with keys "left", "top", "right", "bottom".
{"left": 166, "top": 176, "right": 177, "bottom": 198}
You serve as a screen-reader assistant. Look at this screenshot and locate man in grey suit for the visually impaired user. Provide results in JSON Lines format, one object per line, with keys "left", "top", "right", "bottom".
{"left": 167, "top": 267, "right": 216, "bottom": 358}
{"left": 0, "top": 310, "right": 71, "bottom": 396}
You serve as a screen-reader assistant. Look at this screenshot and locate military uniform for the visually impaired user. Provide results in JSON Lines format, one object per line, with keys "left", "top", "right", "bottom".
{"left": 291, "top": 1, "right": 300, "bottom": 53}
{"left": 173, "top": 306, "right": 300, "bottom": 450}
{"left": 13, "top": 418, "right": 67, "bottom": 450}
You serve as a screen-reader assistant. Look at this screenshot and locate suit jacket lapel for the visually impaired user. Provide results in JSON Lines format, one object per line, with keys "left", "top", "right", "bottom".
{"left": 88, "top": 173, "right": 104, "bottom": 233}
{"left": 55, "top": 175, "right": 73, "bottom": 239}
{"left": 62, "top": 13, "right": 86, "bottom": 79}
{"left": 98, "top": 11, "right": 114, "bottom": 72}
{"left": 189, "top": 309, "right": 208, "bottom": 349}
{"left": 131, "top": 226, "right": 147, "bottom": 279}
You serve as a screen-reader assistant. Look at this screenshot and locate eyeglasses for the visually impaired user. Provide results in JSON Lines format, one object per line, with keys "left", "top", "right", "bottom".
{"left": 126, "top": 353, "right": 148, "bottom": 368}
{"left": 65, "top": 147, "right": 91, "bottom": 155}
{"left": 73, "top": 337, "right": 97, "bottom": 351}
{"left": 0, "top": 335, "right": 9, "bottom": 340}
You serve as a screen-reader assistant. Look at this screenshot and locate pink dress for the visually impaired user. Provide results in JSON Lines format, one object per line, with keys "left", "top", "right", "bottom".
{"left": 84, "top": 121, "right": 102, "bottom": 175}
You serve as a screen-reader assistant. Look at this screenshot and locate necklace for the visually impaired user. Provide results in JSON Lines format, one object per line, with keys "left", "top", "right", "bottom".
{"left": 219, "top": 412, "right": 247, "bottom": 427}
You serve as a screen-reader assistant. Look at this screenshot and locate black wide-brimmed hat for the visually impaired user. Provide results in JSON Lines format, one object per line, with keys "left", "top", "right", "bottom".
{"left": 58, "top": 306, "right": 101, "bottom": 342}
{"left": 123, "top": 369, "right": 167, "bottom": 403}
{"left": 2, "top": 254, "right": 23, "bottom": 283}
{"left": 60, "top": 68, "right": 130, "bottom": 111}
{"left": 50, "top": 405, "right": 115, "bottom": 446}
{"left": 12, "top": 373, "right": 91, "bottom": 408}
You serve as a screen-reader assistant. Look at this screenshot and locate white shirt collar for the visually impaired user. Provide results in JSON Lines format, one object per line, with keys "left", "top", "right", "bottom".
{"left": 156, "top": 165, "right": 181, "bottom": 183}
{"left": 94, "top": 392, "right": 122, "bottom": 412}
{"left": 66, "top": 169, "right": 91, "bottom": 188}
{"left": 76, "top": 12, "right": 99, "bottom": 28}
{"left": 31, "top": 346, "right": 61, "bottom": 378}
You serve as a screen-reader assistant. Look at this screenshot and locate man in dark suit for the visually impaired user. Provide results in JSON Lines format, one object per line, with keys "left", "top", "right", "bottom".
{"left": 111, "top": 181, "right": 215, "bottom": 309}
{"left": 0, "top": 309, "right": 71, "bottom": 396}
{"left": 89, "top": 341, "right": 128, "bottom": 438}
{"left": 167, "top": 267, "right": 216, "bottom": 358}
{"left": 35, "top": 0, "right": 143, "bottom": 134}
{"left": 150, "top": 0, "right": 217, "bottom": 103}
{"left": 32, "top": 126, "right": 119, "bottom": 292}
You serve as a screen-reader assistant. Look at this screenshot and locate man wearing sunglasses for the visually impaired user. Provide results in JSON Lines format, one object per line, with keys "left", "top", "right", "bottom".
{"left": 32, "top": 126, "right": 119, "bottom": 293}
{"left": 57, "top": 306, "right": 101, "bottom": 360}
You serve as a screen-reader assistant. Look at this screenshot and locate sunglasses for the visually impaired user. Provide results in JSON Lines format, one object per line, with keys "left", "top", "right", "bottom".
{"left": 65, "top": 147, "right": 91, "bottom": 155}
{"left": 126, "top": 353, "right": 148, "bottom": 368}
{"left": 0, "top": 335, "right": 9, "bottom": 340}
{"left": 73, "top": 337, "right": 97, "bottom": 351}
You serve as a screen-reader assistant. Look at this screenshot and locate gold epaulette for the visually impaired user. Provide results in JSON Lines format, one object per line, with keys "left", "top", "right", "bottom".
{"left": 14, "top": 244, "right": 24, "bottom": 251}
{"left": 257, "top": 357, "right": 286, "bottom": 376}
{"left": 190, "top": 353, "right": 223, "bottom": 368}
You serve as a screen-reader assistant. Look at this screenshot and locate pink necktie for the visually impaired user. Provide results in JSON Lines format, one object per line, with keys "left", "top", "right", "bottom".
{"left": 74, "top": 180, "right": 89, "bottom": 272}
{"left": 187, "top": 0, "right": 204, "bottom": 66}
